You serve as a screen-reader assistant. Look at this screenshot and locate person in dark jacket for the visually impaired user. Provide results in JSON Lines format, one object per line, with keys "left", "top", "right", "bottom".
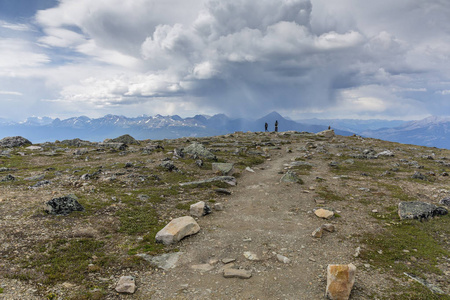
{"left": 275, "top": 120, "right": 278, "bottom": 132}
{"left": 265, "top": 122, "right": 268, "bottom": 132}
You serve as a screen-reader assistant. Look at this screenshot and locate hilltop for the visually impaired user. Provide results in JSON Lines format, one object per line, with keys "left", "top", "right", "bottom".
{"left": 0, "top": 131, "right": 448, "bottom": 299}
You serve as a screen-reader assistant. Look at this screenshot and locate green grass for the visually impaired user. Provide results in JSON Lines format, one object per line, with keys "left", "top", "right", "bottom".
{"left": 316, "top": 186, "right": 345, "bottom": 201}
{"left": 117, "top": 205, "right": 161, "bottom": 235}
{"left": 26, "top": 239, "right": 109, "bottom": 285}
{"left": 362, "top": 213, "right": 449, "bottom": 278}
{"left": 377, "top": 182, "right": 416, "bottom": 202}
{"left": 331, "top": 158, "right": 389, "bottom": 176}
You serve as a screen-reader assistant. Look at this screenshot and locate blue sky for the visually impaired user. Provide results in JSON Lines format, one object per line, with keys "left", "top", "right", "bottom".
{"left": 1, "top": 0, "right": 450, "bottom": 121}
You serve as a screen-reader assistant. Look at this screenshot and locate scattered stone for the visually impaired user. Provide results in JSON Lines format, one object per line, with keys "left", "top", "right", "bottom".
{"left": 287, "top": 161, "right": 314, "bottom": 168}
{"left": 191, "top": 264, "right": 214, "bottom": 272}
{"left": 44, "top": 195, "right": 85, "bottom": 216}
{"left": 354, "top": 247, "right": 361, "bottom": 258}
{"left": 1, "top": 174, "right": 15, "bottom": 182}
{"left": 243, "top": 251, "right": 259, "bottom": 261}
{"left": 212, "top": 163, "right": 234, "bottom": 175}
{"left": 155, "top": 216, "right": 200, "bottom": 245}
{"left": 183, "top": 142, "right": 216, "bottom": 160}
{"left": 24, "top": 174, "right": 45, "bottom": 181}
{"left": 214, "top": 188, "right": 231, "bottom": 195}
{"left": 398, "top": 201, "right": 448, "bottom": 220}
{"left": 439, "top": 198, "right": 450, "bottom": 207}
{"left": 142, "top": 143, "right": 164, "bottom": 154}
{"left": 245, "top": 166, "right": 255, "bottom": 173}
{"left": 377, "top": 150, "right": 394, "bottom": 157}
{"left": 411, "top": 171, "right": 427, "bottom": 181}
{"left": 99, "top": 142, "right": 128, "bottom": 151}
{"left": 404, "top": 272, "right": 445, "bottom": 294}
{"left": 316, "top": 129, "right": 335, "bottom": 138}
{"left": 280, "top": 171, "right": 302, "bottom": 184}
{"left": 195, "top": 159, "right": 203, "bottom": 167}
{"left": 329, "top": 161, "right": 339, "bottom": 167}
{"left": 276, "top": 254, "right": 291, "bottom": 264}
{"left": 160, "top": 160, "right": 177, "bottom": 171}
{"left": 322, "top": 224, "right": 335, "bottom": 232}
{"left": 110, "top": 134, "right": 139, "bottom": 145}
{"left": 222, "top": 258, "right": 236, "bottom": 264}
{"left": 115, "top": 276, "right": 136, "bottom": 294}
{"left": 223, "top": 269, "right": 252, "bottom": 279}
{"left": 73, "top": 148, "right": 88, "bottom": 156}
{"left": 0, "top": 167, "right": 12, "bottom": 172}
{"left": 179, "top": 176, "right": 236, "bottom": 187}
{"left": 0, "top": 136, "right": 32, "bottom": 148}
{"left": 136, "top": 252, "right": 183, "bottom": 270}
{"left": 326, "top": 263, "right": 356, "bottom": 300}
{"left": 314, "top": 208, "right": 334, "bottom": 219}
{"left": 190, "top": 201, "right": 212, "bottom": 217}
{"left": 29, "top": 180, "right": 51, "bottom": 189}
{"left": 25, "top": 146, "right": 42, "bottom": 151}
{"left": 214, "top": 203, "right": 224, "bottom": 211}
{"left": 312, "top": 227, "right": 324, "bottom": 238}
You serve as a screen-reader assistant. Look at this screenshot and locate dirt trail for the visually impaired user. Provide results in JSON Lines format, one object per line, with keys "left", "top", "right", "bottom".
{"left": 137, "top": 146, "right": 360, "bottom": 299}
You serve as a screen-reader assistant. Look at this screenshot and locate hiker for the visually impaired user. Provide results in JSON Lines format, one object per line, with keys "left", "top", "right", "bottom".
{"left": 275, "top": 120, "right": 278, "bottom": 132}
{"left": 265, "top": 122, "right": 268, "bottom": 132}
{"left": 328, "top": 125, "right": 331, "bottom": 130}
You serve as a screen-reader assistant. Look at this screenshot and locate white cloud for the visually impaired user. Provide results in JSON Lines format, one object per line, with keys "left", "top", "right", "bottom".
{"left": 0, "top": 21, "right": 33, "bottom": 31}
{"left": 0, "top": 91, "right": 23, "bottom": 96}
{"left": 0, "top": 38, "right": 49, "bottom": 69}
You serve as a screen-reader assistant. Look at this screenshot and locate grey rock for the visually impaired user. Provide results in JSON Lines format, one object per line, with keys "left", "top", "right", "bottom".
{"left": 179, "top": 176, "right": 236, "bottom": 187}
{"left": 190, "top": 201, "right": 212, "bottom": 217}
{"left": 411, "top": 171, "right": 427, "bottom": 180}
{"left": 73, "top": 148, "right": 88, "bottom": 156}
{"left": 115, "top": 276, "right": 136, "bottom": 294}
{"left": 160, "top": 160, "right": 177, "bottom": 171}
{"left": 110, "top": 134, "right": 139, "bottom": 145}
{"left": 223, "top": 269, "right": 252, "bottom": 279}
{"left": 61, "top": 138, "right": 91, "bottom": 147}
{"left": 142, "top": 144, "right": 164, "bottom": 154}
{"left": 398, "top": 201, "right": 448, "bottom": 220}
{"left": 280, "top": 171, "right": 302, "bottom": 184}
{"left": 24, "top": 174, "right": 45, "bottom": 181}
{"left": 25, "top": 146, "right": 42, "bottom": 151}
{"left": 0, "top": 167, "right": 12, "bottom": 172}
{"left": 214, "top": 203, "right": 224, "bottom": 211}
{"left": 195, "top": 159, "right": 203, "bottom": 167}
{"left": 276, "top": 254, "right": 291, "bottom": 264}
{"left": 29, "top": 180, "right": 51, "bottom": 189}
{"left": 44, "top": 195, "right": 85, "bottom": 216}
{"left": 287, "top": 161, "right": 313, "bottom": 168}
{"left": 98, "top": 142, "right": 127, "bottom": 151}
{"left": 0, "top": 136, "right": 32, "bottom": 148}
{"left": 1, "top": 174, "right": 15, "bottom": 182}
{"left": 136, "top": 252, "right": 183, "bottom": 270}
{"left": 183, "top": 142, "right": 216, "bottom": 160}
{"left": 215, "top": 188, "right": 231, "bottom": 195}
{"left": 222, "top": 258, "right": 236, "bottom": 264}
{"left": 212, "top": 163, "right": 234, "bottom": 175}
{"left": 377, "top": 150, "right": 394, "bottom": 157}
{"left": 312, "top": 227, "right": 323, "bottom": 238}
{"left": 439, "top": 198, "right": 450, "bottom": 207}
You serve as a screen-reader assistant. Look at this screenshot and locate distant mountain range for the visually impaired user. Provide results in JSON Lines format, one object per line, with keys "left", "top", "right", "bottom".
{"left": 0, "top": 112, "right": 353, "bottom": 143}
{"left": 362, "top": 116, "right": 450, "bottom": 149}
{"left": 1, "top": 112, "right": 449, "bottom": 149}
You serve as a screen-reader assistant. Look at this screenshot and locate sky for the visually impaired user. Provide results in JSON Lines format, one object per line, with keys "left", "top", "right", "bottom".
{"left": 0, "top": 0, "right": 450, "bottom": 121}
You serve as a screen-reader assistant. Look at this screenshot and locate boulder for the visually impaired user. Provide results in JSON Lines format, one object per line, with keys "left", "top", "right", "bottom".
{"left": 44, "top": 195, "right": 85, "bottom": 216}
{"left": 136, "top": 252, "right": 183, "bottom": 271}
{"left": 0, "top": 136, "right": 32, "bottom": 148}
{"left": 326, "top": 263, "right": 356, "bottom": 300}
{"left": 212, "top": 163, "right": 234, "bottom": 175}
{"left": 280, "top": 171, "right": 302, "bottom": 184}
{"left": 1, "top": 174, "right": 15, "bottom": 182}
{"left": 398, "top": 201, "right": 448, "bottom": 220}
{"left": 110, "top": 134, "right": 139, "bottom": 145}
{"left": 316, "top": 129, "right": 335, "bottom": 138}
{"left": 190, "top": 201, "right": 212, "bottom": 217}
{"left": 155, "top": 216, "right": 200, "bottom": 245}
{"left": 160, "top": 160, "right": 177, "bottom": 171}
{"left": 439, "top": 198, "right": 450, "bottom": 207}
{"left": 183, "top": 142, "right": 216, "bottom": 160}
{"left": 115, "top": 276, "right": 136, "bottom": 294}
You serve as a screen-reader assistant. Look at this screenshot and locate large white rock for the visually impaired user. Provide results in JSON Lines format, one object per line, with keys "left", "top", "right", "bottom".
{"left": 326, "top": 263, "right": 356, "bottom": 300}
{"left": 190, "top": 201, "right": 211, "bottom": 217}
{"left": 155, "top": 216, "right": 200, "bottom": 245}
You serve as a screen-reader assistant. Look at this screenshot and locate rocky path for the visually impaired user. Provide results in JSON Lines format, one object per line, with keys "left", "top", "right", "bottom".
{"left": 137, "top": 147, "right": 360, "bottom": 299}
